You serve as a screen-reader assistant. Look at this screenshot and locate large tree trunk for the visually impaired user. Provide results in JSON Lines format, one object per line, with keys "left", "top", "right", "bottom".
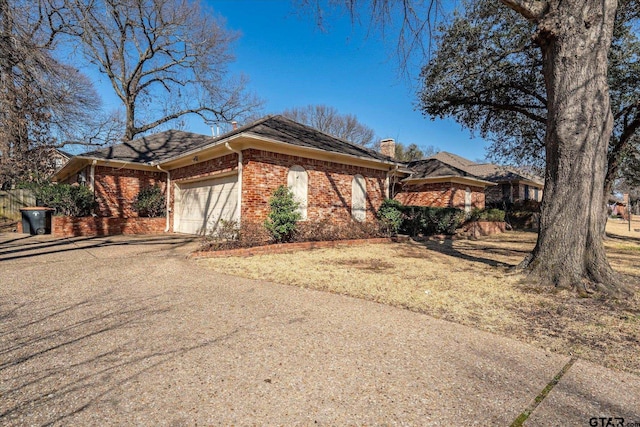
{"left": 518, "top": 0, "right": 632, "bottom": 297}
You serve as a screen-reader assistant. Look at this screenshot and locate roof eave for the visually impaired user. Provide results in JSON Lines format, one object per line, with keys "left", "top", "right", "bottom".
{"left": 403, "top": 175, "right": 497, "bottom": 187}
{"left": 158, "top": 131, "right": 400, "bottom": 170}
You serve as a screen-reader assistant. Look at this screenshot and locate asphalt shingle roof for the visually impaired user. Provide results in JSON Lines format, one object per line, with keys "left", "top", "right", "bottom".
{"left": 79, "top": 115, "right": 394, "bottom": 165}
{"left": 80, "top": 130, "right": 215, "bottom": 164}
{"left": 404, "top": 158, "right": 483, "bottom": 180}
{"left": 429, "top": 152, "right": 543, "bottom": 185}
{"left": 224, "top": 115, "right": 394, "bottom": 163}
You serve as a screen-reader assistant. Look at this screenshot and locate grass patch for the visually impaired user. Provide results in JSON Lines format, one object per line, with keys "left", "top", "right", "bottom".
{"left": 200, "top": 219, "right": 640, "bottom": 375}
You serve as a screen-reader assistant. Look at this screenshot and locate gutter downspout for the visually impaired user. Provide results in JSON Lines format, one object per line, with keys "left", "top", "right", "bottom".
{"left": 386, "top": 163, "right": 400, "bottom": 199}
{"left": 89, "top": 160, "right": 97, "bottom": 192}
{"left": 156, "top": 165, "right": 171, "bottom": 232}
{"left": 225, "top": 142, "right": 243, "bottom": 224}
{"left": 89, "top": 160, "right": 97, "bottom": 216}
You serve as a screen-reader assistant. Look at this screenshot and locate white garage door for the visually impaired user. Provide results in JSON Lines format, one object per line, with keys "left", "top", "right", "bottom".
{"left": 174, "top": 174, "right": 239, "bottom": 235}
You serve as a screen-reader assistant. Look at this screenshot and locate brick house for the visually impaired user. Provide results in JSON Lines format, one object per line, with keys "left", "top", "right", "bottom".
{"left": 52, "top": 116, "right": 498, "bottom": 236}
{"left": 428, "top": 152, "right": 544, "bottom": 205}
{"left": 391, "top": 158, "right": 492, "bottom": 211}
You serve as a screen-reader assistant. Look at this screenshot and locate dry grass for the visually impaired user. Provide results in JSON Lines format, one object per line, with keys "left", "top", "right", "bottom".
{"left": 200, "top": 218, "right": 640, "bottom": 375}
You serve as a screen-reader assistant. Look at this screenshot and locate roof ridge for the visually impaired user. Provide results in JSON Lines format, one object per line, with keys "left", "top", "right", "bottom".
{"left": 262, "top": 115, "right": 395, "bottom": 161}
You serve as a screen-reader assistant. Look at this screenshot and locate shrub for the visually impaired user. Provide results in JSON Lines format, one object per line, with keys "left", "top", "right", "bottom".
{"left": 376, "top": 198, "right": 404, "bottom": 236}
{"left": 209, "top": 219, "right": 240, "bottom": 241}
{"left": 33, "top": 183, "right": 94, "bottom": 216}
{"left": 201, "top": 220, "right": 270, "bottom": 251}
{"left": 294, "top": 218, "right": 384, "bottom": 242}
{"left": 468, "top": 208, "right": 506, "bottom": 222}
{"left": 264, "top": 185, "right": 301, "bottom": 243}
{"left": 132, "top": 185, "right": 166, "bottom": 217}
{"left": 399, "top": 205, "right": 466, "bottom": 236}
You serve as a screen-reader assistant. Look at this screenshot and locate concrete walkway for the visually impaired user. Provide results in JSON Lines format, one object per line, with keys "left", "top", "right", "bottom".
{"left": 0, "top": 233, "right": 638, "bottom": 425}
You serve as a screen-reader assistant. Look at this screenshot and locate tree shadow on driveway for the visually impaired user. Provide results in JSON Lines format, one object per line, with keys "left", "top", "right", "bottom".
{"left": 0, "top": 233, "right": 200, "bottom": 262}
{"left": 0, "top": 291, "right": 247, "bottom": 426}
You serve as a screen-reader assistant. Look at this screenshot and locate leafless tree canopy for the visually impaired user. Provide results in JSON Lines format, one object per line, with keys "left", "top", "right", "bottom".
{"left": 0, "top": 0, "right": 104, "bottom": 187}
{"left": 282, "top": 104, "right": 377, "bottom": 147}
{"left": 62, "top": 0, "right": 262, "bottom": 141}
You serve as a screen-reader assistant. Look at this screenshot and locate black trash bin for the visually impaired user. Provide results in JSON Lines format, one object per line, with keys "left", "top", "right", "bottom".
{"left": 20, "top": 207, "right": 54, "bottom": 235}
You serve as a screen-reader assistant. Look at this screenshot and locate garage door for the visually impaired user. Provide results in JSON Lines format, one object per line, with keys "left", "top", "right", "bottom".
{"left": 174, "top": 174, "right": 239, "bottom": 235}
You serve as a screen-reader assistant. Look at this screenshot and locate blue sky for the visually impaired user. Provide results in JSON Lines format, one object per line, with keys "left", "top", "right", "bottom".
{"left": 93, "top": 0, "right": 489, "bottom": 161}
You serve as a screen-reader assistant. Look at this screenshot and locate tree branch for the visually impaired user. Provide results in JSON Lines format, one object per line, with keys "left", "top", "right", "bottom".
{"left": 498, "top": 0, "right": 548, "bottom": 21}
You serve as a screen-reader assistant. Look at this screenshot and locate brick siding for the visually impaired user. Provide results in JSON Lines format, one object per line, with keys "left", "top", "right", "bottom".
{"left": 93, "top": 166, "right": 166, "bottom": 218}
{"left": 170, "top": 154, "right": 237, "bottom": 182}
{"left": 394, "top": 182, "right": 485, "bottom": 209}
{"left": 485, "top": 182, "right": 543, "bottom": 205}
{"left": 241, "top": 149, "right": 387, "bottom": 223}
{"left": 52, "top": 216, "right": 166, "bottom": 237}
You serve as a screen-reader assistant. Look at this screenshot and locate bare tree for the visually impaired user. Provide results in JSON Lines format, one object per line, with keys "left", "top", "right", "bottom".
{"left": 282, "top": 104, "right": 377, "bottom": 147}
{"left": 62, "top": 0, "right": 262, "bottom": 141}
{"left": 0, "top": 0, "right": 104, "bottom": 187}
{"left": 393, "top": 142, "right": 438, "bottom": 161}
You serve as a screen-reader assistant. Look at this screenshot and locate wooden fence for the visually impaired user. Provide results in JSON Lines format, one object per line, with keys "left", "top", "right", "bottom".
{"left": 0, "top": 190, "right": 35, "bottom": 221}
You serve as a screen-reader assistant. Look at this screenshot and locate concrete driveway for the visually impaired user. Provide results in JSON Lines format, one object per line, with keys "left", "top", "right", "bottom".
{"left": 1, "top": 232, "right": 638, "bottom": 426}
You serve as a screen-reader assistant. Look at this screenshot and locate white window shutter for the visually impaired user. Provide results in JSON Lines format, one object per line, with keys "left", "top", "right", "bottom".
{"left": 465, "top": 187, "right": 472, "bottom": 213}
{"left": 287, "top": 165, "right": 308, "bottom": 220}
{"left": 352, "top": 175, "right": 366, "bottom": 222}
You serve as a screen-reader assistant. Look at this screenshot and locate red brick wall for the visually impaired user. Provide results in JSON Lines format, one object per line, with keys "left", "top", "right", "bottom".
{"left": 52, "top": 216, "right": 166, "bottom": 237}
{"left": 170, "top": 154, "right": 237, "bottom": 182}
{"left": 241, "top": 149, "right": 387, "bottom": 223}
{"left": 394, "top": 182, "right": 485, "bottom": 209}
{"left": 93, "top": 166, "right": 166, "bottom": 218}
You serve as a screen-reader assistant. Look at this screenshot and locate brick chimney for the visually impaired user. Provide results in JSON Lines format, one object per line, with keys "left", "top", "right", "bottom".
{"left": 232, "top": 121, "right": 238, "bottom": 130}
{"left": 380, "top": 138, "right": 395, "bottom": 159}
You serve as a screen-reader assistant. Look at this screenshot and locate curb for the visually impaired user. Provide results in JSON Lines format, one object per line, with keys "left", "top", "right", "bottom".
{"left": 190, "top": 236, "right": 410, "bottom": 259}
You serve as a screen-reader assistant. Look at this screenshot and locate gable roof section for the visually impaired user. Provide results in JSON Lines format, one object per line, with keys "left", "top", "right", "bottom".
{"left": 466, "top": 163, "right": 542, "bottom": 185}
{"left": 429, "top": 151, "right": 477, "bottom": 170}
{"left": 430, "top": 151, "right": 543, "bottom": 187}
{"left": 72, "top": 115, "right": 393, "bottom": 166}
{"left": 402, "top": 158, "right": 494, "bottom": 187}
{"left": 79, "top": 130, "right": 215, "bottom": 164}
{"left": 217, "top": 115, "right": 393, "bottom": 163}
{"left": 55, "top": 148, "right": 72, "bottom": 159}
{"left": 405, "top": 158, "right": 477, "bottom": 180}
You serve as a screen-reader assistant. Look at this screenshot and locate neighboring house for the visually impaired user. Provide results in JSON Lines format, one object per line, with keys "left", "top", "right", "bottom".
{"left": 52, "top": 116, "right": 516, "bottom": 236}
{"left": 52, "top": 149, "right": 72, "bottom": 170}
{"left": 428, "top": 152, "right": 544, "bottom": 205}
{"left": 392, "top": 158, "right": 493, "bottom": 212}
{"left": 0, "top": 147, "right": 71, "bottom": 189}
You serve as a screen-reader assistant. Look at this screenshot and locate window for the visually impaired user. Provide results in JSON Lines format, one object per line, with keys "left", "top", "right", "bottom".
{"left": 352, "top": 174, "right": 366, "bottom": 222}
{"left": 287, "top": 165, "right": 308, "bottom": 220}
{"left": 524, "top": 185, "right": 530, "bottom": 201}
{"left": 534, "top": 187, "right": 539, "bottom": 201}
{"left": 502, "top": 184, "right": 511, "bottom": 201}
{"left": 464, "top": 187, "right": 472, "bottom": 213}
